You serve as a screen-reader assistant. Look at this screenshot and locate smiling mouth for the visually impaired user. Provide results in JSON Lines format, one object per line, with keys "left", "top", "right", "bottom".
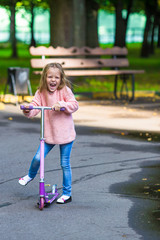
{"left": 49, "top": 82, "right": 57, "bottom": 90}
{"left": 47, "top": 82, "right": 57, "bottom": 92}
{"left": 50, "top": 82, "right": 56, "bottom": 87}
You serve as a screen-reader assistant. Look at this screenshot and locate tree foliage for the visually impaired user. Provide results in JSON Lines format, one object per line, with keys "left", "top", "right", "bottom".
{"left": 1, "top": 0, "right": 160, "bottom": 58}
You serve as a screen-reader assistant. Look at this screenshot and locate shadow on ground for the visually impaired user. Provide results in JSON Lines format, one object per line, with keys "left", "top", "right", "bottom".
{"left": 110, "top": 160, "right": 160, "bottom": 240}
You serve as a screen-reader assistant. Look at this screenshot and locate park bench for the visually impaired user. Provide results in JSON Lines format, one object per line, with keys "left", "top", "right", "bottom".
{"left": 29, "top": 46, "right": 145, "bottom": 101}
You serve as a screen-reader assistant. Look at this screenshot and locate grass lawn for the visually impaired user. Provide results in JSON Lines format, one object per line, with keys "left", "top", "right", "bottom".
{"left": 0, "top": 42, "right": 160, "bottom": 95}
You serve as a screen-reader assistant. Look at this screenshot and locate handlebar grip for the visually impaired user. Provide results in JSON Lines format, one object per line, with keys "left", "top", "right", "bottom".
{"left": 52, "top": 107, "right": 65, "bottom": 111}
{"left": 20, "top": 105, "right": 33, "bottom": 110}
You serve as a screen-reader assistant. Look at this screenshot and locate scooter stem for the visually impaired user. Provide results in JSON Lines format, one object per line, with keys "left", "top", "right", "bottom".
{"left": 41, "top": 108, "right": 45, "bottom": 139}
{"left": 40, "top": 109, "right": 45, "bottom": 181}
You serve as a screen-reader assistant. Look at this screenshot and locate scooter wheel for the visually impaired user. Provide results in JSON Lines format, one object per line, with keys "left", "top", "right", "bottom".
{"left": 39, "top": 197, "right": 44, "bottom": 210}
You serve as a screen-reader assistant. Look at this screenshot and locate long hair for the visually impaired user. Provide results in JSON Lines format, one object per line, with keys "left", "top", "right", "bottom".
{"left": 39, "top": 62, "right": 71, "bottom": 92}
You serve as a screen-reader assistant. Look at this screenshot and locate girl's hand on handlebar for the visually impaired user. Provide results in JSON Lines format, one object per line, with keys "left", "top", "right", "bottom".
{"left": 52, "top": 102, "right": 61, "bottom": 111}
{"left": 23, "top": 105, "right": 31, "bottom": 114}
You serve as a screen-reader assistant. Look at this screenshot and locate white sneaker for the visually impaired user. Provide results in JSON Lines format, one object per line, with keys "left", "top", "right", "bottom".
{"left": 18, "top": 175, "right": 33, "bottom": 186}
{"left": 56, "top": 195, "right": 72, "bottom": 204}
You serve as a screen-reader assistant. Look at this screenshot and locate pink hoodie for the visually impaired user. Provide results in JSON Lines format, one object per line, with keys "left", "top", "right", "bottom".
{"left": 24, "top": 86, "right": 79, "bottom": 144}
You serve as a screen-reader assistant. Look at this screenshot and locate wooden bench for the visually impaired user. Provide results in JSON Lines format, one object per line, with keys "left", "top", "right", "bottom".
{"left": 29, "top": 46, "right": 145, "bottom": 101}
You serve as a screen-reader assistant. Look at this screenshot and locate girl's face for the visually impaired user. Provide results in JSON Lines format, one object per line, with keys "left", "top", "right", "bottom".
{"left": 46, "top": 67, "right": 61, "bottom": 93}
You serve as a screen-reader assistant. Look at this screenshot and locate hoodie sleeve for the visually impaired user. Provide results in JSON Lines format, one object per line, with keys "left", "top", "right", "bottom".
{"left": 58, "top": 87, "right": 79, "bottom": 114}
{"left": 23, "top": 90, "right": 42, "bottom": 118}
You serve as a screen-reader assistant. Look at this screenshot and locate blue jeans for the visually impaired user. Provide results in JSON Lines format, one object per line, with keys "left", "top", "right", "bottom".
{"left": 28, "top": 141, "right": 74, "bottom": 196}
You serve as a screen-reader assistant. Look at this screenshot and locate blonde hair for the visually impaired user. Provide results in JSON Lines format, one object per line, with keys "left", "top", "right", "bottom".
{"left": 39, "top": 62, "right": 71, "bottom": 92}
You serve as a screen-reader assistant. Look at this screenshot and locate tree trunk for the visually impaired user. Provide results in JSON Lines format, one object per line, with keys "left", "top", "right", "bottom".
{"left": 49, "top": 0, "right": 99, "bottom": 47}
{"left": 157, "top": 11, "right": 160, "bottom": 48}
{"left": 10, "top": 1, "right": 17, "bottom": 58}
{"left": 114, "top": 0, "right": 133, "bottom": 47}
{"left": 30, "top": 3, "right": 36, "bottom": 47}
{"left": 157, "top": 23, "right": 160, "bottom": 48}
{"left": 141, "top": 12, "right": 151, "bottom": 57}
{"left": 141, "top": 0, "right": 158, "bottom": 57}
{"left": 49, "top": 0, "right": 74, "bottom": 47}
{"left": 114, "top": 1, "right": 126, "bottom": 47}
{"left": 73, "top": 0, "right": 86, "bottom": 47}
{"left": 85, "top": 0, "right": 99, "bottom": 47}
{"left": 150, "top": 15, "right": 156, "bottom": 54}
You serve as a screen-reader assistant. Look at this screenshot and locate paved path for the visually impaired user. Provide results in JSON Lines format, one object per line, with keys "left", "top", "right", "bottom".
{"left": 1, "top": 100, "right": 160, "bottom": 240}
{"left": 74, "top": 101, "right": 160, "bottom": 133}
{"left": 1, "top": 100, "right": 160, "bottom": 133}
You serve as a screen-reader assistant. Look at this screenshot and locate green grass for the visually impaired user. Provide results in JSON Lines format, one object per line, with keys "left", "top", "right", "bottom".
{"left": 0, "top": 42, "right": 160, "bottom": 94}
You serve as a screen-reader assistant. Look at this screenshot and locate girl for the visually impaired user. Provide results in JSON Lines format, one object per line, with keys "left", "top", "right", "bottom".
{"left": 19, "top": 62, "right": 79, "bottom": 204}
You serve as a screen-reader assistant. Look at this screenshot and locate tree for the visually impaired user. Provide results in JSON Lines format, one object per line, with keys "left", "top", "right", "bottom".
{"left": 98, "top": 0, "right": 134, "bottom": 47}
{"left": 113, "top": 0, "right": 133, "bottom": 47}
{"left": 150, "top": 8, "right": 157, "bottom": 55}
{"left": 85, "top": 0, "right": 99, "bottom": 47}
{"left": 48, "top": 0, "right": 104, "bottom": 48}
{"left": 153, "top": 0, "right": 160, "bottom": 49}
{"left": 10, "top": 0, "right": 17, "bottom": 57}
{"left": 30, "top": 2, "right": 36, "bottom": 47}
{"left": 49, "top": 0, "right": 74, "bottom": 47}
{"left": 20, "top": 0, "right": 49, "bottom": 47}
{"left": 73, "top": 0, "right": 86, "bottom": 47}
{"left": 0, "top": 0, "right": 19, "bottom": 58}
{"left": 157, "top": 12, "right": 160, "bottom": 47}
{"left": 16, "top": 0, "right": 36, "bottom": 47}
{"left": 85, "top": 0, "right": 108, "bottom": 47}
{"left": 141, "top": 0, "right": 158, "bottom": 57}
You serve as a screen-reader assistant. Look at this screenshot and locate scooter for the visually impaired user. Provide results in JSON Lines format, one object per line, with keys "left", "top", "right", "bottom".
{"left": 20, "top": 105, "right": 65, "bottom": 210}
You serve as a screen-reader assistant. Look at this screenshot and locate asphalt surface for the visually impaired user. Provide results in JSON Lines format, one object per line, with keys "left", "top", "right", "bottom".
{"left": 1, "top": 100, "right": 160, "bottom": 240}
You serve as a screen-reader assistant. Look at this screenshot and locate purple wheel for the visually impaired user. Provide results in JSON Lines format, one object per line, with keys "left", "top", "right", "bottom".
{"left": 39, "top": 197, "right": 44, "bottom": 210}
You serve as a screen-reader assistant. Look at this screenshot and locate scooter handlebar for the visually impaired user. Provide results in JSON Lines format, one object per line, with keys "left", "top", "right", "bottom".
{"left": 20, "top": 105, "right": 65, "bottom": 111}
{"left": 20, "top": 105, "right": 33, "bottom": 110}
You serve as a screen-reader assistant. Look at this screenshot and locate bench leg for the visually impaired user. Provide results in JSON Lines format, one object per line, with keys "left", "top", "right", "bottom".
{"left": 120, "top": 77, "right": 128, "bottom": 100}
{"left": 114, "top": 74, "right": 135, "bottom": 101}
{"left": 130, "top": 74, "right": 135, "bottom": 102}
{"left": 114, "top": 75, "right": 118, "bottom": 99}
